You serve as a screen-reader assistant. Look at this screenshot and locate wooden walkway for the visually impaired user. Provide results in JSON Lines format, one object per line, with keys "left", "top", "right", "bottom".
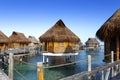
{"left": 111, "top": 73, "right": 120, "bottom": 80}
{"left": 0, "top": 69, "right": 9, "bottom": 80}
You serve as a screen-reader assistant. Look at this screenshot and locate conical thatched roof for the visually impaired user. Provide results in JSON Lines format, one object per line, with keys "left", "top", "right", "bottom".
{"left": 86, "top": 38, "right": 99, "bottom": 44}
{"left": 0, "top": 31, "right": 9, "bottom": 43}
{"left": 28, "top": 36, "right": 39, "bottom": 43}
{"left": 39, "top": 19, "right": 80, "bottom": 42}
{"left": 9, "top": 31, "right": 30, "bottom": 43}
{"left": 96, "top": 9, "right": 120, "bottom": 41}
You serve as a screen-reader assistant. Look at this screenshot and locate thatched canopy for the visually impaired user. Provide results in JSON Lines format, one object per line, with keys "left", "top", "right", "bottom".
{"left": 86, "top": 38, "right": 99, "bottom": 44}
{"left": 9, "top": 31, "right": 30, "bottom": 43}
{"left": 0, "top": 31, "right": 9, "bottom": 43}
{"left": 28, "top": 36, "right": 39, "bottom": 44}
{"left": 96, "top": 9, "right": 120, "bottom": 41}
{"left": 39, "top": 19, "right": 80, "bottom": 42}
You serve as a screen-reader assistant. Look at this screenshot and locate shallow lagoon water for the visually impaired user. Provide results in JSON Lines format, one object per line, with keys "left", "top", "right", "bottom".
{"left": 10, "top": 47, "right": 105, "bottom": 80}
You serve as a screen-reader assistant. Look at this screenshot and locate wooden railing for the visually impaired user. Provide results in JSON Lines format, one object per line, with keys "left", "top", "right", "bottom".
{"left": 60, "top": 51, "right": 120, "bottom": 80}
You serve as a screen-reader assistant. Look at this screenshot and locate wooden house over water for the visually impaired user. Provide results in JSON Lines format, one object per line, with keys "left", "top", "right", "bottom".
{"left": 39, "top": 19, "right": 81, "bottom": 63}
{"left": 28, "top": 36, "right": 39, "bottom": 47}
{"left": 0, "top": 31, "right": 9, "bottom": 52}
{"left": 9, "top": 31, "right": 30, "bottom": 49}
{"left": 85, "top": 38, "right": 100, "bottom": 51}
{"left": 39, "top": 19, "right": 80, "bottom": 53}
{"left": 96, "top": 9, "right": 120, "bottom": 62}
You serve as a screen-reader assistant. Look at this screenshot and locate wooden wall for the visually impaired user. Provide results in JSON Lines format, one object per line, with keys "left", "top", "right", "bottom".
{"left": 42, "top": 42, "right": 79, "bottom": 53}
{"left": 0, "top": 43, "right": 8, "bottom": 51}
{"left": 86, "top": 43, "right": 99, "bottom": 48}
{"left": 9, "top": 42, "right": 28, "bottom": 48}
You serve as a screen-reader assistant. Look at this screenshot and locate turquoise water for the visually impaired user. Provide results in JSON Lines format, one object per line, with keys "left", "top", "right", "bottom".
{"left": 7, "top": 47, "right": 105, "bottom": 80}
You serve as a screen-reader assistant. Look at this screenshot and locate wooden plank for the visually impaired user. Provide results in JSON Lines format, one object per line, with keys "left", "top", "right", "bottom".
{"left": 0, "top": 69, "right": 9, "bottom": 80}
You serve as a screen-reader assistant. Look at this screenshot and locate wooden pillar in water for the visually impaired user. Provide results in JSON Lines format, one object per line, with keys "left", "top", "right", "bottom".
{"left": 9, "top": 53, "right": 14, "bottom": 80}
{"left": 37, "top": 62, "right": 44, "bottom": 80}
{"left": 116, "top": 36, "right": 119, "bottom": 60}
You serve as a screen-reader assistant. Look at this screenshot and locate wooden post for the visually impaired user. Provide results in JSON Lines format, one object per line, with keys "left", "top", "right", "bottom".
{"left": 116, "top": 36, "right": 119, "bottom": 60}
{"left": 37, "top": 62, "right": 44, "bottom": 80}
{"left": 9, "top": 53, "right": 14, "bottom": 80}
{"left": 88, "top": 55, "right": 91, "bottom": 80}
{"left": 111, "top": 51, "right": 114, "bottom": 77}
{"left": 101, "top": 70, "right": 104, "bottom": 80}
{"left": 105, "top": 68, "right": 110, "bottom": 80}
{"left": 42, "top": 55, "right": 45, "bottom": 63}
{"left": 46, "top": 56, "right": 49, "bottom": 64}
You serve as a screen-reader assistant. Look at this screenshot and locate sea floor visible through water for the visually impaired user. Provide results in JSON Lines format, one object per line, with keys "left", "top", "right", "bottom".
{"left": 5, "top": 47, "right": 105, "bottom": 80}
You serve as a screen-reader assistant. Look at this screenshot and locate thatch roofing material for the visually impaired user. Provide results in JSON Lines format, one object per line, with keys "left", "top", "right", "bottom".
{"left": 39, "top": 19, "right": 80, "bottom": 42}
{"left": 96, "top": 9, "right": 120, "bottom": 41}
{"left": 9, "top": 31, "right": 30, "bottom": 43}
{"left": 28, "top": 36, "right": 39, "bottom": 43}
{"left": 86, "top": 38, "right": 99, "bottom": 44}
{"left": 0, "top": 31, "right": 9, "bottom": 43}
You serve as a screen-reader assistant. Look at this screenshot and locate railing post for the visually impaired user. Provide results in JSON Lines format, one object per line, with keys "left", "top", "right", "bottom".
{"left": 37, "top": 62, "right": 44, "bottom": 80}
{"left": 88, "top": 55, "right": 91, "bottom": 80}
{"left": 9, "top": 53, "right": 14, "bottom": 80}
{"left": 101, "top": 70, "right": 104, "bottom": 80}
{"left": 111, "top": 51, "right": 114, "bottom": 77}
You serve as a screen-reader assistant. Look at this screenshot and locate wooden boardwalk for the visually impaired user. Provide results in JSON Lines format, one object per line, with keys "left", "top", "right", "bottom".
{"left": 0, "top": 69, "right": 9, "bottom": 80}
{"left": 111, "top": 73, "right": 120, "bottom": 80}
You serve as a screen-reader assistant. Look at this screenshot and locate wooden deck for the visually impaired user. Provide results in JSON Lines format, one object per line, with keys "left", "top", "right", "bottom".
{"left": 0, "top": 69, "right": 9, "bottom": 80}
{"left": 111, "top": 73, "right": 120, "bottom": 80}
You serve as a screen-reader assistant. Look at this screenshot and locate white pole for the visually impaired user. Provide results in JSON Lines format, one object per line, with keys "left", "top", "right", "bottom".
{"left": 111, "top": 51, "right": 114, "bottom": 77}
{"left": 88, "top": 55, "right": 91, "bottom": 79}
{"left": 88, "top": 55, "right": 91, "bottom": 71}
{"left": 42, "top": 55, "right": 45, "bottom": 63}
{"left": 9, "top": 53, "right": 14, "bottom": 80}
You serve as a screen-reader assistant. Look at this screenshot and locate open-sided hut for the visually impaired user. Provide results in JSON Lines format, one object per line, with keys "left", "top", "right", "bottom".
{"left": 39, "top": 19, "right": 80, "bottom": 53}
{"left": 9, "top": 31, "right": 30, "bottom": 48}
{"left": 28, "top": 36, "right": 39, "bottom": 47}
{"left": 96, "top": 9, "right": 120, "bottom": 62}
{"left": 85, "top": 38, "right": 100, "bottom": 48}
{"left": 0, "top": 31, "right": 9, "bottom": 51}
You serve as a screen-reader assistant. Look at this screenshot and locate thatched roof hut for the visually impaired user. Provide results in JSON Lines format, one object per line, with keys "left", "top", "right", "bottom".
{"left": 85, "top": 38, "right": 99, "bottom": 48}
{"left": 28, "top": 36, "right": 39, "bottom": 46}
{"left": 39, "top": 19, "right": 80, "bottom": 53}
{"left": 0, "top": 31, "right": 9, "bottom": 43}
{"left": 96, "top": 9, "right": 120, "bottom": 62}
{"left": 9, "top": 31, "right": 30, "bottom": 48}
{"left": 40, "top": 19, "right": 80, "bottom": 42}
{"left": 96, "top": 9, "right": 120, "bottom": 41}
{"left": 0, "top": 31, "right": 9, "bottom": 51}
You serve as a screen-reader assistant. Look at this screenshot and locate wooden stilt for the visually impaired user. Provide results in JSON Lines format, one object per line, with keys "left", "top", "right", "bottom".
{"left": 116, "top": 36, "right": 119, "bottom": 60}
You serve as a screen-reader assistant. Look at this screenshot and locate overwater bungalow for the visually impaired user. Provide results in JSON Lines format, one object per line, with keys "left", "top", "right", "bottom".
{"left": 28, "top": 36, "right": 39, "bottom": 47}
{"left": 0, "top": 31, "right": 9, "bottom": 52}
{"left": 39, "top": 19, "right": 81, "bottom": 63}
{"left": 85, "top": 38, "right": 100, "bottom": 51}
{"left": 96, "top": 9, "right": 120, "bottom": 62}
{"left": 9, "top": 31, "right": 30, "bottom": 49}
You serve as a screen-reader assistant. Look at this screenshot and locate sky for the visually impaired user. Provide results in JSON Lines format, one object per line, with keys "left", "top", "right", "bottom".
{"left": 0, "top": 0, "right": 120, "bottom": 45}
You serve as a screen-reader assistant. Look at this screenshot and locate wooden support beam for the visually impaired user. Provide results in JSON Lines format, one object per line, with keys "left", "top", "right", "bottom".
{"left": 116, "top": 36, "right": 119, "bottom": 60}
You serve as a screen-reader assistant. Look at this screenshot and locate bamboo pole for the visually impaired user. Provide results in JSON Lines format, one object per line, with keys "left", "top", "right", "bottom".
{"left": 37, "top": 62, "right": 44, "bottom": 80}
{"left": 9, "top": 53, "right": 14, "bottom": 80}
